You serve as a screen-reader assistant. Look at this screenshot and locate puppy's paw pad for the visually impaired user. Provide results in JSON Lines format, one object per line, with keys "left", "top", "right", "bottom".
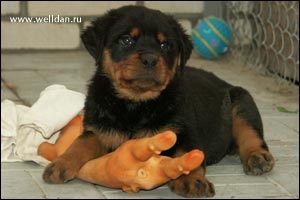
{"left": 244, "top": 150, "right": 275, "bottom": 176}
{"left": 168, "top": 174, "right": 215, "bottom": 197}
{"left": 43, "top": 159, "right": 78, "bottom": 184}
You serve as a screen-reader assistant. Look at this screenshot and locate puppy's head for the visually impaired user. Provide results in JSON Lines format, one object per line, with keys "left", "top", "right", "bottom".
{"left": 81, "top": 6, "right": 193, "bottom": 101}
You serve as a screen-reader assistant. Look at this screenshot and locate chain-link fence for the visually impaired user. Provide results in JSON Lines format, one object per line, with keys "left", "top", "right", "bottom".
{"left": 226, "top": 1, "right": 299, "bottom": 85}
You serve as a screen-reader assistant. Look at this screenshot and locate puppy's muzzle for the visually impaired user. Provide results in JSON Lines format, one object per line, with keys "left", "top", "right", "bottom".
{"left": 121, "top": 53, "right": 161, "bottom": 90}
{"left": 122, "top": 76, "right": 160, "bottom": 91}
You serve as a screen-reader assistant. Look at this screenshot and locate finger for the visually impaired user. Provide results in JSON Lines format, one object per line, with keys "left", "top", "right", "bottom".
{"left": 131, "top": 131, "right": 177, "bottom": 161}
{"left": 161, "top": 149, "right": 204, "bottom": 179}
{"left": 148, "top": 131, "right": 177, "bottom": 154}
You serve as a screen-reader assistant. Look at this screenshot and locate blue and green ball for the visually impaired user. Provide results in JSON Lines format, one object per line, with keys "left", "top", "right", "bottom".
{"left": 192, "top": 16, "right": 233, "bottom": 59}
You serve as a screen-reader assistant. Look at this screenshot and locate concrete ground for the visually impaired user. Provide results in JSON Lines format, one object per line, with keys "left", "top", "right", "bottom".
{"left": 1, "top": 51, "right": 299, "bottom": 199}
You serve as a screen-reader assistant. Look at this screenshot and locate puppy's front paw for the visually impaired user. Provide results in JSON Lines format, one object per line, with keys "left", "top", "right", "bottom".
{"left": 243, "top": 150, "right": 275, "bottom": 176}
{"left": 168, "top": 168, "right": 215, "bottom": 197}
{"left": 43, "top": 158, "right": 80, "bottom": 184}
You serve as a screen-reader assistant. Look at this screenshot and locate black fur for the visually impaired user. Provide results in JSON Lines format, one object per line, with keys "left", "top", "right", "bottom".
{"left": 82, "top": 5, "right": 266, "bottom": 165}
{"left": 42, "top": 6, "right": 274, "bottom": 196}
{"left": 78, "top": 5, "right": 273, "bottom": 197}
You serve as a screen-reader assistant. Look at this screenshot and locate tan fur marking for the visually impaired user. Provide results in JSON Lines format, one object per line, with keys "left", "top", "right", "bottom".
{"left": 85, "top": 125, "right": 129, "bottom": 150}
{"left": 102, "top": 49, "right": 115, "bottom": 78}
{"left": 102, "top": 49, "right": 178, "bottom": 102}
{"left": 169, "top": 166, "right": 215, "bottom": 197}
{"left": 85, "top": 125, "right": 179, "bottom": 151}
{"left": 157, "top": 32, "right": 166, "bottom": 43}
{"left": 130, "top": 27, "right": 139, "bottom": 37}
{"left": 232, "top": 115, "right": 263, "bottom": 161}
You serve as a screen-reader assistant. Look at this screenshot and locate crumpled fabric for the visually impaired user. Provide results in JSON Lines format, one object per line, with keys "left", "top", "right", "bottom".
{"left": 1, "top": 84, "right": 85, "bottom": 166}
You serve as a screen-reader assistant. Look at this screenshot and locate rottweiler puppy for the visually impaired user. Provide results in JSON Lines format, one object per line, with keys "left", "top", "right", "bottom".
{"left": 43, "top": 5, "right": 275, "bottom": 197}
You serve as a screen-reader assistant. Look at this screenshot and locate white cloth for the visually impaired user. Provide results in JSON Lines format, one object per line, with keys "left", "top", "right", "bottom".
{"left": 1, "top": 100, "right": 29, "bottom": 162}
{"left": 1, "top": 84, "right": 86, "bottom": 166}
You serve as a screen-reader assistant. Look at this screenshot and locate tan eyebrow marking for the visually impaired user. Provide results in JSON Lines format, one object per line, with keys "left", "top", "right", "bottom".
{"left": 130, "top": 27, "right": 139, "bottom": 37}
{"left": 157, "top": 32, "right": 166, "bottom": 43}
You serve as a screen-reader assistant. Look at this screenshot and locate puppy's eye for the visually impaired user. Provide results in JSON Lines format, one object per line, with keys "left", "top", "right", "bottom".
{"left": 119, "top": 35, "right": 135, "bottom": 47}
{"left": 160, "top": 41, "right": 169, "bottom": 51}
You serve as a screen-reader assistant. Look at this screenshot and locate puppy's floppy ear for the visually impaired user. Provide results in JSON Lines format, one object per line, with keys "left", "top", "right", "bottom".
{"left": 168, "top": 17, "right": 193, "bottom": 70}
{"left": 81, "top": 10, "right": 118, "bottom": 63}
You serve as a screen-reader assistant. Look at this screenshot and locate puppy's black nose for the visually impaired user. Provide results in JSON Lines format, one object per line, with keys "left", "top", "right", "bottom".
{"left": 140, "top": 54, "right": 158, "bottom": 68}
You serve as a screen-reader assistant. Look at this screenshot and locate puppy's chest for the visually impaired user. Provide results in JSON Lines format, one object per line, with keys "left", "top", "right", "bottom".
{"left": 86, "top": 126, "right": 163, "bottom": 152}
{"left": 86, "top": 100, "right": 179, "bottom": 151}
{"left": 85, "top": 110, "right": 178, "bottom": 152}
{"left": 100, "top": 103, "right": 172, "bottom": 132}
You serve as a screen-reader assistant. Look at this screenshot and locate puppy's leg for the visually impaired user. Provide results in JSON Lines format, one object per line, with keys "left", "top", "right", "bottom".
{"left": 230, "top": 87, "right": 275, "bottom": 175}
{"left": 168, "top": 163, "right": 215, "bottom": 197}
{"left": 43, "top": 131, "right": 106, "bottom": 183}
